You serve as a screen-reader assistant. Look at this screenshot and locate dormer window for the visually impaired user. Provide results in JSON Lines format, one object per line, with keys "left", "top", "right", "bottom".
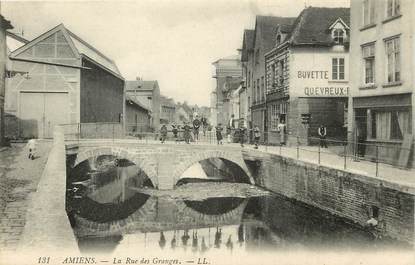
{"left": 333, "top": 29, "right": 344, "bottom": 44}
{"left": 329, "top": 18, "right": 349, "bottom": 45}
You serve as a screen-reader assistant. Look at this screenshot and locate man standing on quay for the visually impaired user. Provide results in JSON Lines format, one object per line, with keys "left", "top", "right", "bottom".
{"left": 318, "top": 124, "right": 328, "bottom": 148}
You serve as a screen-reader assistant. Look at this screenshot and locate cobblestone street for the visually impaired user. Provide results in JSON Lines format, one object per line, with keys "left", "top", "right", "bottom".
{"left": 0, "top": 141, "right": 52, "bottom": 251}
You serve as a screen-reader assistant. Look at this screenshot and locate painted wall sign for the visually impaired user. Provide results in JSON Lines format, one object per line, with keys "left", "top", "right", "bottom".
{"left": 297, "top": 71, "right": 328, "bottom": 79}
{"left": 304, "top": 86, "right": 349, "bottom": 97}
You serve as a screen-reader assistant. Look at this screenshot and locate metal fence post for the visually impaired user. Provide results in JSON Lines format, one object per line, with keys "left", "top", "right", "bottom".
{"left": 343, "top": 143, "right": 347, "bottom": 170}
{"left": 375, "top": 144, "right": 379, "bottom": 177}
{"left": 265, "top": 132, "right": 268, "bottom": 152}
{"left": 318, "top": 143, "right": 321, "bottom": 165}
{"left": 78, "top": 123, "right": 80, "bottom": 143}
{"left": 296, "top": 136, "right": 300, "bottom": 159}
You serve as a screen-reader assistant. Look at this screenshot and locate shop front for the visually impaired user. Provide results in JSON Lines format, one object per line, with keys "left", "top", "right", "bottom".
{"left": 353, "top": 93, "right": 413, "bottom": 166}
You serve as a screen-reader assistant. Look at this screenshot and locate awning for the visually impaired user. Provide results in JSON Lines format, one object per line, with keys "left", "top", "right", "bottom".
{"left": 353, "top": 93, "right": 412, "bottom": 108}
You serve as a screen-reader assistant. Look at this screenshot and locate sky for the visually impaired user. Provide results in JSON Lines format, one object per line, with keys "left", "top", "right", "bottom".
{"left": 2, "top": 0, "right": 349, "bottom": 107}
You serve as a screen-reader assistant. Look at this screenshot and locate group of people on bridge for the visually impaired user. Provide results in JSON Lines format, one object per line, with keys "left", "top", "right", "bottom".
{"left": 215, "top": 115, "right": 262, "bottom": 149}
{"left": 159, "top": 114, "right": 209, "bottom": 144}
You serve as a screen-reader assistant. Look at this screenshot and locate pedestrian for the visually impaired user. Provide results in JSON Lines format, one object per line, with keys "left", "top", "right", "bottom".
{"left": 239, "top": 122, "right": 247, "bottom": 148}
{"left": 318, "top": 124, "right": 328, "bottom": 148}
{"left": 215, "top": 123, "right": 223, "bottom": 145}
{"left": 253, "top": 125, "right": 261, "bottom": 149}
{"left": 277, "top": 119, "right": 286, "bottom": 146}
{"left": 183, "top": 122, "right": 192, "bottom": 144}
{"left": 193, "top": 115, "right": 201, "bottom": 141}
{"left": 160, "top": 124, "right": 168, "bottom": 144}
{"left": 172, "top": 123, "right": 178, "bottom": 139}
{"left": 27, "top": 138, "right": 37, "bottom": 160}
{"left": 201, "top": 116, "right": 208, "bottom": 136}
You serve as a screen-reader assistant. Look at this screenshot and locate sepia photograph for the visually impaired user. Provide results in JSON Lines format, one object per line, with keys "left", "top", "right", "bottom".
{"left": 0, "top": 0, "right": 414, "bottom": 264}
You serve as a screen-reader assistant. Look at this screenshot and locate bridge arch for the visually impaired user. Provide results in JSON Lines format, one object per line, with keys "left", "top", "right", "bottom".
{"left": 172, "top": 149, "right": 254, "bottom": 185}
{"left": 73, "top": 146, "right": 158, "bottom": 187}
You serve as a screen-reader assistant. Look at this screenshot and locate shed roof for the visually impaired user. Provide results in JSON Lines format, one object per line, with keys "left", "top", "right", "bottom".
{"left": 9, "top": 24, "right": 123, "bottom": 79}
{"left": 66, "top": 29, "right": 121, "bottom": 76}
{"left": 288, "top": 7, "right": 350, "bottom": 46}
{"left": 6, "top": 31, "right": 29, "bottom": 53}
{"left": 125, "top": 80, "right": 159, "bottom": 91}
{"left": 126, "top": 94, "right": 151, "bottom": 112}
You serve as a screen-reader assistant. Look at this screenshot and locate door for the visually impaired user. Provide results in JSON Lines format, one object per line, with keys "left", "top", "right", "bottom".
{"left": 19, "top": 92, "right": 69, "bottom": 138}
{"left": 44, "top": 93, "right": 69, "bottom": 138}
{"left": 19, "top": 92, "right": 44, "bottom": 139}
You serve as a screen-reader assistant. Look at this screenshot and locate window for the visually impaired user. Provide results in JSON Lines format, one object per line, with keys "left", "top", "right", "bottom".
{"left": 332, "top": 58, "right": 345, "bottom": 80}
{"left": 253, "top": 80, "right": 256, "bottom": 102}
{"left": 248, "top": 70, "right": 251, "bottom": 87}
{"left": 387, "top": 0, "right": 400, "bottom": 18}
{"left": 363, "top": 0, "right": 376, "bottom": 26}
{"left": 261, "top": 76, "right": 265, "bottom": 101}
{"left": 271, "top": 64, "right": 276, "bottom": 88}
{"left": 371, "top": 109, "right": 411, "bottom": 140}
{"left": 270, "top": 104, "right": 279, "bottom": 131}
{"left": 362, "top": 43, "right": 375, "bottom": 84}
{"left": 333, "top": 29, "right": 344, "bottom": 44}
{"left": 385, "top": 37, "right": 400, "bottom": 83}
{"left": 278, "top": 60, "right": 284, "bottom": 86}
{"left": 256, "top": 79, "right": 260, "bottom": 102}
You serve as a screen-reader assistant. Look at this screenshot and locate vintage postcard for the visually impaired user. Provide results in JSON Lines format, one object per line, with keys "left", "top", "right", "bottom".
{"left": 0, "top": 0, "right": 414, "bottom": 265}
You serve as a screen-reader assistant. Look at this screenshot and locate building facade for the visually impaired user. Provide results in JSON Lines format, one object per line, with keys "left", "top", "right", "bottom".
{"left": 5, "top": 24, "right": 124, "bottom": 139}
{"left": 265, "top": 8, "right": 350, "bottom": 145}
{"left": 160, "top": 95, "right": 176, "bottom": 125}
{"left": 211, "top": 55, "right": 242, "bottom": 126}
{"left": 243, "top": 16, "right": 295, "bottom": 141}
{"left": 125, "top": 80, "right": 160, "bottom": 132}
{"left": 125, "top": 95, "right": 151, "bottom": 134}
{"left": 0, "top": 16, "right": 13, "bottom": 144}
{"left": 348, "top": 0, "right": 414, "bottom": 166}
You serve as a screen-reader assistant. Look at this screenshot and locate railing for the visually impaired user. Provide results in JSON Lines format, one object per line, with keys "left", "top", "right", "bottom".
{"left": 60, "top": 122, "right": 414, "bottom": 176}
{"left": 232, "top": 129, "right": 413, "bottom": 176}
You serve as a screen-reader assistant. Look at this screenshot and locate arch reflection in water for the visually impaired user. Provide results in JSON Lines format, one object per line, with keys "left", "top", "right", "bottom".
{"left": 176, "top": 158, "right": 251, "bottom": 186}
{"left": 67, "top": 155, "right": 154, "bottom": 223}
{"left": 73, "top": 195, "right": 411, "bottom": 254}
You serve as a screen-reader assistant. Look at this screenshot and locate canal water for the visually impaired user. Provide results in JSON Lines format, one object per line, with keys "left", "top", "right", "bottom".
{"left": 66, "top": 155, "right": 411, "bottom": 256}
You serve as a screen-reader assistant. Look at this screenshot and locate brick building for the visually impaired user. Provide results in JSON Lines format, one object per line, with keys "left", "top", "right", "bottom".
{"left": 348, "top": 0, "right": 414, "bottom": 166}
{"left": 248, "top": 16, "right": 295, "bottom": 140}
{"left": 264, "top": 7, "right": 350, "bottom": 145}
{"left": 125, "top": 80, "right": 160, "bottom": 132}
{"left": 5, "top": 24, "right": 124, "bottom": 139}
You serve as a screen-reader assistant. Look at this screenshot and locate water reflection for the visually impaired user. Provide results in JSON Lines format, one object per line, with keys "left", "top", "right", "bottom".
{"left": 73, "top": 194, "right": 411, "bottom": 254}
{"left": 67, "top": 155, "right": 410, "bottom": 255}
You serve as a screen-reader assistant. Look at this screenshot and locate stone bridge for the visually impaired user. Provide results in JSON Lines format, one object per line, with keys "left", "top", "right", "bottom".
{"left": 67, "top": 141, "right": 256, "bottom": 190}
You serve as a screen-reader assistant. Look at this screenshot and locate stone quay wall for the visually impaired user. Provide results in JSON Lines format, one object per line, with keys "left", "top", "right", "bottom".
{"left": 244, "top": 151, "right": 415, "bottom": 244}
